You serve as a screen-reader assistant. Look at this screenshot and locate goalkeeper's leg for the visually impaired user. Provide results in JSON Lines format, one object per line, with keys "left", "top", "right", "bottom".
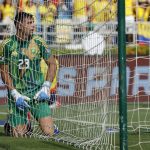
{"left": 13, "top": 124, "right": 27, "bottom": 137}
{"left": 6, "top": 97, "right": 30, "bottom": 137}
{"left": 39, "top": 117, "right": 54, "bottom": 135}
{"left": 4, "top": 117, "right": 27, "bottom": 137}
{"left": 4, "top": 115, "right": 13, "bottom": 136}
{"left": 9, "top": 111, "right": 28, "bottom": 137}
{"left": 31, "top": 102, "right": 59, "bottom": 136}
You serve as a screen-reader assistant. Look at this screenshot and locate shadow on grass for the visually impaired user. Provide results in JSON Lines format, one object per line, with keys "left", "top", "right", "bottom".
{"left": 0, "top": 130, "right": 79, "bottom": 150}
{"left": 0, "top": 130, "right": 10, "bottom": 149}
{"left": 0, "top": 131, "right": 5, "bottom": 136}
{"left": 42, "top": 140, "right": 78, "bottom": 150}
{"left": 0, "top": 143, "right": 10, "bottom": 150}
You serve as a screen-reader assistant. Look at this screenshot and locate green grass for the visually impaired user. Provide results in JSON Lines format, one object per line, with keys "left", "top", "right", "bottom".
{"left": 0, "top": 128, "right": 79, "bottom": 150}
{"left": 1, "top": 103, "right": 150, "bottom": 149}
{"left": 0, "top": 105, "right": 7, "bottom": 120}
{"left": 0, "top": 105, "right": 79, "bottom": 150}
{"left": 53, "top": 102, "right": 150, "bottom": 149}
{"left": 0, "top": 105, "right": 7, "bottom": 112}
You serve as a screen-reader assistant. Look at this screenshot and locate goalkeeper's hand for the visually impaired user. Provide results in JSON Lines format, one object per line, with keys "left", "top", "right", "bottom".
{"left": 34, "top": 81, "right": 51, "bottom": 102}
{"left": 11, "top": 89, "right": 30, "bottom": 111}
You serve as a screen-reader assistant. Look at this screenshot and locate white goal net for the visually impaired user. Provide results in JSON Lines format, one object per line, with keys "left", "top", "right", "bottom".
{"left": 1, "top": 0, "right": 150, "bottom": 150}
{"left": 1, "top": 0, "right": 119, "bottom": 149}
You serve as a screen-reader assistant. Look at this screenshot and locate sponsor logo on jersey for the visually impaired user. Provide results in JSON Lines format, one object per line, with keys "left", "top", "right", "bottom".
{"left": 11, "top": 51, "right": 18, "bottom": 57}
{"left": 21, "top": 40, "right": 40, "bottom": 60}
{"left": 10, "top": 42, "right": 18, "bottom": 52}
{"left": 10, "top": 42, "right": 18, "bottom": 57}
{"left": 31, "top": 48, "right": 36, "bottom": 54}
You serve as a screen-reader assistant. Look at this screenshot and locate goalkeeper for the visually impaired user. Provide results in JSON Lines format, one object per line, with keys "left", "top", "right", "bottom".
{"left": 0, "top": 11, "right": 58, "bottom": 137}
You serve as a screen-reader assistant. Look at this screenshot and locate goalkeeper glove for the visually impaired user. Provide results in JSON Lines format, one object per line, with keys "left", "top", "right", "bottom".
{"left": 34, "top": 81, "right": 51, "bottom": 102}
{"left": 11, "top": 89, "right": 30, "bottom": 111}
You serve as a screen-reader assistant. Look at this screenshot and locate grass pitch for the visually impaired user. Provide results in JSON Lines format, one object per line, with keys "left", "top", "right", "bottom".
{"left": 0, "top": 104, "right": 79, "bottom": 150}
{"left": 0, "top": 128, "right": 79, "bottom": 150}
{"left": 1, "top": 103, "right": 150, "bottom": 150}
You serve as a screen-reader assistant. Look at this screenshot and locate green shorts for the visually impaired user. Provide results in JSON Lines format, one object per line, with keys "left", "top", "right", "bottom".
{"left": 9, "top": 102, "right": 52, "bottom": 127}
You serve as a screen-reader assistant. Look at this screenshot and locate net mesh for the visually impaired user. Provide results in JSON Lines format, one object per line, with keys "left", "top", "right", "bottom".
{"left": 0, "top": 0, "right": 134, "bottom": 149}
{"left": 2, "top": 0, "right": 149, "bottom": 150}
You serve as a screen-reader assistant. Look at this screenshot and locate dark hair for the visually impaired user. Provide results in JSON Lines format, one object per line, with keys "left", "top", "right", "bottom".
{"left": 3, "top": 0, "right": 12, "bottom": 7}
{"left": 14, "top": 12, "right": 34, "bottom": 27}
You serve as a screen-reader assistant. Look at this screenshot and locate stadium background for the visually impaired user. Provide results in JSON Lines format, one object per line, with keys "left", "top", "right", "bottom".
{"left": 0, "top": 0, "right": 150, "bottom": 149}
{"left": 0, "top": 0, "right": 150, "bottom": 105}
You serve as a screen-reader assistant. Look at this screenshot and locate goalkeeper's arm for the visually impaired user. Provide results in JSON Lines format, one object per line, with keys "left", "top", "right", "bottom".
{"left": 45, "top": 56, "right": 57, "bottom": 83}
{"left": 0, "top": 64, "right": 30, "bottom": 110}
{"left": 34, "top": 56, "right": 57, "bottom": 101}
{"left": 0, "top": 64, "right": 14, "bottom": 90}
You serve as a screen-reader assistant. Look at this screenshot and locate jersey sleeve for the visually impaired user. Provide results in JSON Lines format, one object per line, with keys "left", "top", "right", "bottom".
{"left": 33, "top": 36, "right": 51, "bottom": 61}
{"left": 50, "top": 59, "right": 59, "bottom": 92}
{"left": 0, "top": 39, "right": 11, "bottom": 65}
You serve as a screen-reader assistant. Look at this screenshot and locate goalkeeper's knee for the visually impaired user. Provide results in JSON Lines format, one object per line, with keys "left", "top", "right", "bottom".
{"left": 43, "top": 124, "right": 59, "bottom": 136}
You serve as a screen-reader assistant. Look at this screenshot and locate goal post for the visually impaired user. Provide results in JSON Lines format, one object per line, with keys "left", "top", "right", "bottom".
{"left": 118, "top": 0, "right": 128, "bottom": 150}
{"left": 0, "top": 0, "right": 120, "bottom": 149}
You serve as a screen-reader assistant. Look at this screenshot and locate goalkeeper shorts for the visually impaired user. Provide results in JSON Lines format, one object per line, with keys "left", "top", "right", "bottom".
{"left": 9, "top": 102, "right": 52, "bottom": 127}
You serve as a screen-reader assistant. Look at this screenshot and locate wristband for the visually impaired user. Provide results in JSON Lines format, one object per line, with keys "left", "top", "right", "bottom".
{"left": 10, "top": 89, "right": 18, "bottom": 97}
{"left": 43, "top": 81, "right": 52, "bottom": 88}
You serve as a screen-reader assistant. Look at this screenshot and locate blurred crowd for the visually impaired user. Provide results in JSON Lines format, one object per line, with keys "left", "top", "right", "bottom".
{"left": 0, "top": 0, "right": 150, "bottom": 26}
{"left": 0, "top": 0, "right": 149, "bottom": 44}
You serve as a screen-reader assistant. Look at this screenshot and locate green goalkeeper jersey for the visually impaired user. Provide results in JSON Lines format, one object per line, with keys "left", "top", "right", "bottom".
{"left": 0, "top": 35, "right": 51, "bottom": 98}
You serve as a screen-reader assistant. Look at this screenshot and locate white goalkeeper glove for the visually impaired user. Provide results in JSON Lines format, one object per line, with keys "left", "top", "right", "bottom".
{"left": 11, "top": 89, "right": 30, "bottom": 111}
{"left": 34, "top": 81, "right": 51, "bottom": 102}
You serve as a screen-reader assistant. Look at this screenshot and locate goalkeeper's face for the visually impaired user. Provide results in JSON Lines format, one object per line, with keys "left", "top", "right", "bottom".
{"left": 21, "top": 17, "right": 35, "bottom": 37}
